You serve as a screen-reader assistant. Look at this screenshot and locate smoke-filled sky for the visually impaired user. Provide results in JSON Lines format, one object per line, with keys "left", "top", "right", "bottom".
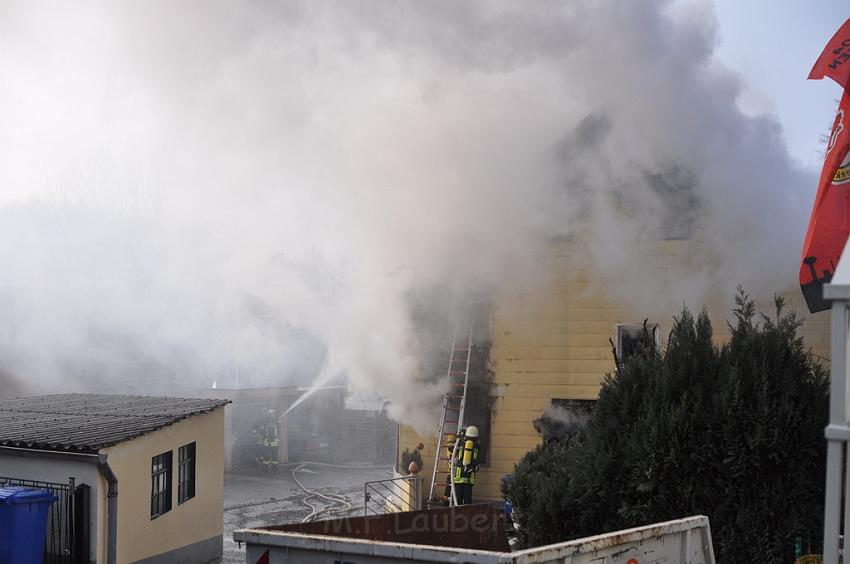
{"left": 0, "top": 0, "right": 820, "bottom": 428}
{"left": 714, "top": 0, "right": 846, "bottom": 170}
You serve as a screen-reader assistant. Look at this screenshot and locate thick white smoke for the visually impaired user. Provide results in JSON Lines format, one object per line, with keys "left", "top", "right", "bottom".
{"left": 0, "top": 1, "right": 814, "bottom": 430}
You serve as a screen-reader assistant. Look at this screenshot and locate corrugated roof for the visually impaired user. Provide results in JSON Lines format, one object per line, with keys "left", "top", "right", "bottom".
{"left": 0, "top": 393, "right": 230, "bottom": 453}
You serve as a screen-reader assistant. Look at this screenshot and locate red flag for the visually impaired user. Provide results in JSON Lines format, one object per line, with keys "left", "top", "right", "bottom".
{"left": 809, "top": 19, "right": 850, "bottom": 88}
{"left": 800, "top": 88, "right": 850, "bottom": 312}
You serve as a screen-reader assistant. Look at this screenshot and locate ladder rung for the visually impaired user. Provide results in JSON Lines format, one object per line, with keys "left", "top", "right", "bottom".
{"left": 446, "top": 394, "right": 463, "bottom": 399}
{"left": 448, "top": 370, "right": 466, "bottom": 375}
{"left": 449, "top": 383, "right": 466, "bottom": 387}
{"left": 445, "top": 406, "right": 459, "bottom": 411}
{"left": 444, "top": 420, "right": 458, "bottom": 424}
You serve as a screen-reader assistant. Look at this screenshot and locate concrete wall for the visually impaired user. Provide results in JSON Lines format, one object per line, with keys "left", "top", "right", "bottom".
{"left": 101, "top": 407, "right": 226, "bottom": 564}
{"left": 0, "top": 453, "right": 102, "bottom": 562}
{"left": 400, "top": 239, "right": 833, "bottom": 501}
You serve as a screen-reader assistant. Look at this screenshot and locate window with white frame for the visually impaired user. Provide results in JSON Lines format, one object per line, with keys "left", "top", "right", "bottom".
{"left": 615, "top": 323, "right": 659, "bottom": 361}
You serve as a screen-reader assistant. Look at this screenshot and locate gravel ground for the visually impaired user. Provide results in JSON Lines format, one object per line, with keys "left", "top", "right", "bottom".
{"left": 223, "top": 464, "right": 394, "bottom": 563}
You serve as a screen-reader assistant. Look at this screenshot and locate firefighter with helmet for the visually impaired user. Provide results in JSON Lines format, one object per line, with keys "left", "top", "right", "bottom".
{"left": 443, "top": 431, "right": 461, "bottom": 504}
{"left": 254, "top": 409, "right": 281, "bottom": 467}
{"left": 452, "top": 425, "right": 480, "bottom": 505}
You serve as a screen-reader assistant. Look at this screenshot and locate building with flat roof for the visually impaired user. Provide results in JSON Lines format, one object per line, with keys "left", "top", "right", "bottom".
{"left": 0, "top": 393, "right": 229, "bottom": 564}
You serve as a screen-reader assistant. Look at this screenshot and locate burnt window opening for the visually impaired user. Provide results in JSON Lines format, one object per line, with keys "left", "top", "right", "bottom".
{"left": 462, "top": 402, "right": 491, "bottom": 465}
{"left": 534, "top": 399, "right": 596, "bottom": 443}
{"left": 461, "top": 300, "right": 493, "bottom": 465}
{"left": 616, "top": 323, "right": 659, "bottom": 362}
{"left": 408, "top": 293, "right": 494, "bottom": 464}
{"left": 462, "top": 345, "right": 492, "bottom": 464}
{"left": 644, "top": 165, "right": 700, "bottom": 241}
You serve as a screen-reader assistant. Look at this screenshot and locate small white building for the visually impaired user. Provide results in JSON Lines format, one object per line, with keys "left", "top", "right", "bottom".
{"left": 0, "top": 393, "right": 229, "bottom": 564}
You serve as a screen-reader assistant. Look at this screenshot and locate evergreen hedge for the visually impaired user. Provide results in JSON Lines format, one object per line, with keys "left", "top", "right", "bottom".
{"left": 505, "top": 291, "right": 829, "bottom": 563}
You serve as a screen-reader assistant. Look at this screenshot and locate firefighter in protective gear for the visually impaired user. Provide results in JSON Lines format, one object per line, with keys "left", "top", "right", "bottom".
{"left": 254, "top": 409, "right": 281, "bottom": 467}
{"left": 443, "top": 432, "right": 457, "bottom": 503}
{"left": 452, "top": 425, "right": 480, "bottom": 505}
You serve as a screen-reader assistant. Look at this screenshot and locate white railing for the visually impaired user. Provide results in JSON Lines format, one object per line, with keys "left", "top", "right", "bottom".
{"left": 822, "top": 286, "right": 850, "bottom": 563}
{"left": 364, "top": 474, "right": 422, "bottom": 515}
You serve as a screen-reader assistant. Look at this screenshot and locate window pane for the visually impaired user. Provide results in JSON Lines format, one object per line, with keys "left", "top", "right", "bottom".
{"left": 616, "top": 324, "right": 658, "bottom": 361}
{"left": 534, "top": 399, "right": 596, "bottom": 442}
{"left": 150, "top": 451, "right": 172, "bottom": 518}
{"left": 178, "top": 442, "right": 196, "bottom": 504}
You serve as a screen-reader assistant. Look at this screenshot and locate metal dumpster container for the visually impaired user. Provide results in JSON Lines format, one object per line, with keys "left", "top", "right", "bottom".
{"left": 0, "top": 486, "right": 59, "bottom": 564}
{"left": 234, "top": 504, "right": 715, "bottom": 564}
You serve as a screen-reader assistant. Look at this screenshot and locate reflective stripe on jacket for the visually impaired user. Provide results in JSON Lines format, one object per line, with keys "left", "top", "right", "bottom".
{"left": 258, "top": 421, "right": 280, "bottom": 447}
{"left": 452, "top": 439, "right": 480, "bottom": 485}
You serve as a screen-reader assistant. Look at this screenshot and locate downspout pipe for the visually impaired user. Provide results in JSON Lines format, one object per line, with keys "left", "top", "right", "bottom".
{"left": 97, "top": 453, "right": 118, "bottom": 564}
{"left": 0, "top": 445, "right": 117, "bottom": 564}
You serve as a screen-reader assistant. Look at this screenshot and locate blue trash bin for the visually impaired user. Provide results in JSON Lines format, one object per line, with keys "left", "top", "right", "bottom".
{"left": 0, "top": 486, "right": 59, "bottom": 564}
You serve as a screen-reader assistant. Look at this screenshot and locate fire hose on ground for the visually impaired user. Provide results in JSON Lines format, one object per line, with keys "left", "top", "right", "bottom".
{"left": 290, "top": 463, "right": 365, "bottom": 523}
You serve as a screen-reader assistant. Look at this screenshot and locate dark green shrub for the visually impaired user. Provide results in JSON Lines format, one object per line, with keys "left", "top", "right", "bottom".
{"left": 505, "top": 290, "right": 828, "bottom": 563}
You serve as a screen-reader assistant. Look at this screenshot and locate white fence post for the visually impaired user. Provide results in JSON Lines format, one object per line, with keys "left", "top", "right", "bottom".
{"left": 824, "top": 299, "right": 848, "bottom": 563}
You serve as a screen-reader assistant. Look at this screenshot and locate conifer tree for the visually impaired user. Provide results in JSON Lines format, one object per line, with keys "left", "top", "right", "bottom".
{"left": 505, "top": 437, "right": 584, "bottom": 547}
{"left": 505, "top": 291, "right": 828, "bottom": 563}
{"left": 712, "top": 292, "right": 828, "bottom": 561}
{"left": 573, "top": 321, "right": 660, "bottom": 534}
{"left": 620, "top": 308, "right": 719, "bottom": 525}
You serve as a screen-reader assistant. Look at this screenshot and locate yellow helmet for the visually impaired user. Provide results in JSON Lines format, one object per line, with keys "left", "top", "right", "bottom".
{"left": 465, "top": 425, "right": 479, "bottom": 438}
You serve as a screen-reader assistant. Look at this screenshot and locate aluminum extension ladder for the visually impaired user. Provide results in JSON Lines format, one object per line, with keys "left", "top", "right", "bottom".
{"left": 427, "top": 321, "right": 474, "bottom": 507}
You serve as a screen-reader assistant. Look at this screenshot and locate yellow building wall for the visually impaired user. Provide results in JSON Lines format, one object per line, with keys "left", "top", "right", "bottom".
{"left": 98, "top": 408, "right": 226, "bottom": 564}
{"left": 400, "top": 239, "right": 832, "bottom": 502}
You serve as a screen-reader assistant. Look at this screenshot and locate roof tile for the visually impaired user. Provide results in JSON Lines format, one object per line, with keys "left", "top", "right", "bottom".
{"left": 0, "top": 393, "right": 230, "bottom": 452}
